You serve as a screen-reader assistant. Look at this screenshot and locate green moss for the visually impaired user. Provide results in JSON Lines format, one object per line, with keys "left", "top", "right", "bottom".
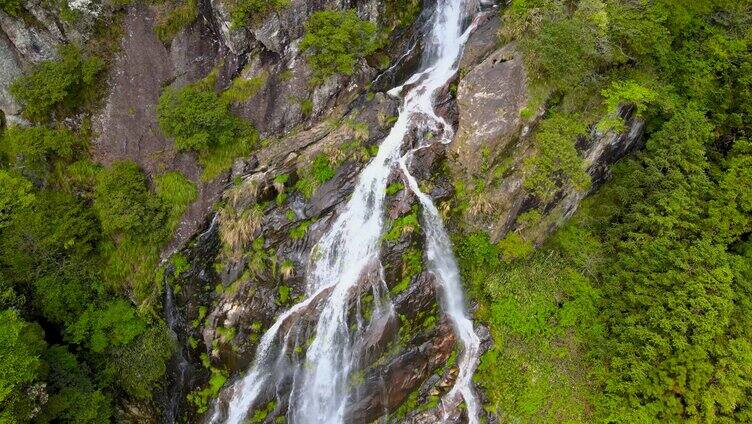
{"left": 385, "top": 182, "right": 404, "bottom": 195}
{"left": 226, "top": 0, "right": 289, "bottom": 29}
{"left": 169, "top": 253, "right": 191, "bottom": 278}
{"left": 294, "top": 154, "right": 335, "bottom": 199}
{"left": 383, "top": 0, "right": 422, "bottom": 30}
{"left": 0, "top": 0, "right": 22, "bottom": 16}
{"left": 384, "top": 207, "right": 420, "bottom": 241}
{"left": 497, "top": 232, "right": 534, "bottom": 262}
{"left": 187, "top": 366, "right": 228, "bottom": 414}
{"left": 249, "top": 400, "right": 277, "bottom": 423}
{"left": 277, "top": 285, "right": 291, "bottom": 305}
{"left": 299, "top": 98, "right": 314, "bottom": 117}
{"left": 215, "top": 326, "right": 236, "bottom": 343}
{"left": 311, "top": 154, "right": 335, "bottom": 183}
{"left": 220, "top": 71, "right": 268, "bottom": 104}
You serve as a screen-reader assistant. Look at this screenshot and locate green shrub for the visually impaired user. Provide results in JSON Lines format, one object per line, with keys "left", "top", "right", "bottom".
{"left": 220, "top": 72, "right": 267, "bottom": 104}
{"left": 290, "top": 220, "right": 312, "bottom": 239}
{"left": 383, "top": 0, "right": 422, "bottom": 30}
{"left": 93, "top": 161, "right": 165, "bottom": 239}
{"left": 0, "top": 309, "right": 46, "bottom": 422}
{"left": 0, "top": 0, "right": 23, "bottom": 16}
{"left": 226, "top": 0, "right": 289, "bottom": 29}
{"left": 10, "top": 45, "right": 104, "bottom": 122}
{"left": 157, "top": 82, "right": 259, "bottom": 180}
{"left": 154, "top": 0, "right": 199, "bottom": 43}
{"left": 0, "top": 125, "right": 80, "bottom": 180}
{"left": 110, "top": 323, "right": 173, "bottom": 399}
{"left": 385, "top": 182, "right": 404, "bottom": 195}
{"left": 157, "top": 85, "right": 240, "bottom": 151}
{"left": 384, "top": 209, "right": 420, "bottom": 241}
{"left": 155, "top": 171, "right": 197, "bottom": 231}
{"left": 523, "top": 113, "right": 590, "bottom": 202}
{"left": 301, "top": 10, "right": 380, "bottom": 82}
{"left": 0, "top": 170, "right": 34, "bottom": 230}
{"left": 311, "top": 154, "right": 335, "bottom": 183}
{"left": 66, "top": 300, "right": 147, "bottom": 353}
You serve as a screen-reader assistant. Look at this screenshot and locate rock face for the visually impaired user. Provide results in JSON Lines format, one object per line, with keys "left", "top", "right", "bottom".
{"left": 0, "top": 1, "right": 63, "bottom": 122}
{"left": 91, "top": 3, "right": 226, "bottom": 253}
{"left": 449, "top": 25, "right": 644, "bottom": 244}
{"left": 453, "top": 41, "right": 527, "bottom": 177}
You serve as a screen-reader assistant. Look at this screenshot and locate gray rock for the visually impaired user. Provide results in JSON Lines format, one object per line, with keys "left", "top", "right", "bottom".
{"left": 452, "top": 42, "right": 528, "bottom": 177}
{"left": 0, "top": 29, "right": 22, "bottom": 117}
{"left": 0, "top": 7, "right": 62, "bottom": 64}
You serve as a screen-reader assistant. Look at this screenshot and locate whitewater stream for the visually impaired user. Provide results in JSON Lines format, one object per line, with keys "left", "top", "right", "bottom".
{"left": 210, "top": 1, "right": 481, "bottom": 422}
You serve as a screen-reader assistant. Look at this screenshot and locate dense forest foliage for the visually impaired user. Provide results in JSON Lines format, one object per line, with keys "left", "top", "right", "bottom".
{"left": 459, "top": 0, "right": 752, "bottom": 422}
{"left": 0, "top": 0, "right": 750, "bottom": 423}
{"left": 0, "top": 23, "right": 193, "bottom": 424}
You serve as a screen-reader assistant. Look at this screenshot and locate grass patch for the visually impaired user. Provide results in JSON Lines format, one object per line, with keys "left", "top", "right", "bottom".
{"left": 153, "top": 0, "right": 199, "bottom": 43}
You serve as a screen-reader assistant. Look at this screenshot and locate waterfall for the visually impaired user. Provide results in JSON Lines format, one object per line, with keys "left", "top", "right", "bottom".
{"left": 210, "top": 1, "right": 481, "bottom": 422}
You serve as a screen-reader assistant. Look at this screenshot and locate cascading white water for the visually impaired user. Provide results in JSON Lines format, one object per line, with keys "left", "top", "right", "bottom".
{"left": 210, "top": 1, "right": 480, "bottom": 423}
{"left": 399, "top": 152, "right": 481, "bottom": 423}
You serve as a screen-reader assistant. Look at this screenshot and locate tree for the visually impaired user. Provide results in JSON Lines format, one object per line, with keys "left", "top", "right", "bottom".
{"left": 523, "top": 113, "right": 590, "bottom": 202}
{"left": 93, "top": 161, "right": 165, "bottom": 239}
{"left": 9, "top": 45, "right": 104, "bottom": 123}
{"left": 0, "top": 309, "right": 47, "bottom": 423}
{"left": 301, "top": 10, "right": 380, "bottom": 82}
{"left": 0, "top": 170, "right": 33, "bottom": 230}
{"left": 0, "top": 126, "right": 79, "bottom": 182}
{"left": 157, "top": 85, "right": 245, "bottom": 151}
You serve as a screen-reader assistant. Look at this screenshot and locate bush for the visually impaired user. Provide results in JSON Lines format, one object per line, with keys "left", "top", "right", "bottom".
{"left": 226, "top": 0, "right": 288, "bottom": 29}
{"left": 93, "top": 161, "right": 165, "bottom": 239}
{"left": 0, "top": 125, "right": 80, "bottom": 181}
{"left": 522, "top": 113, "right": 590, "bottom": 202}
{"left": 301, "top": 10, "right": 380, "bottom": 82}
{"left": 0, "top": 0, "right": 22, "bottom": 16}
{"left": 0, "top": 309, "right": 47, "bottom": 422}
{"left": 155, "top": 171, "right": 197, "bottom": 231}
{"left": 0, "top": 170, "right": 34, "bottom": 230}
{"left": 157, "top": 82, "right": 259, "bottom": 180}
{"left": 110, "top": 323, "right": 173, "bottom": 399}
{"left": 157, "top": 85, "right": 239, "bottom": 151}
{"left": 154, "top": 0, "right": 199, "bottom": 43}
{"left": 10, "top": 45, "right": 104, "bottom": 122}
{"left": 383, "top": 0, "right": 422, "bottom": 30}
{"left": 67, "top": 300, "right": 147, "bottom": 353}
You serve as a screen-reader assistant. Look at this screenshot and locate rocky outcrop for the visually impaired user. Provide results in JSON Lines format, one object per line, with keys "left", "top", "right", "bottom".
{"left": 0, "top": 29, "right": 22, "bottom": 121}
{"left": 452, "top": 41, "right": 527, "bottom": 177}
{"left": 0, "top": 2, "right": 63, "bottom": 122}
{"left": 0, "top": 0, "right": 111, "bottom": 122}
{"left": 449, "top": 21, "right": 644, "bottom": 244}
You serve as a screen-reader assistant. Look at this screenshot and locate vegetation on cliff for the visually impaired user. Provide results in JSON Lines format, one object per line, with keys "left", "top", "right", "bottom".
{"left": 301, "top": 10, "right": 381, "bottom": 82}
{"left": 0, "top": 31, "right": 194, "bottom": 420}
{"left": 157, "top": 72, "right": 260, "bottom": 180}
{"left": 461, "top": 0, "right": 752, "bottom": 422}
